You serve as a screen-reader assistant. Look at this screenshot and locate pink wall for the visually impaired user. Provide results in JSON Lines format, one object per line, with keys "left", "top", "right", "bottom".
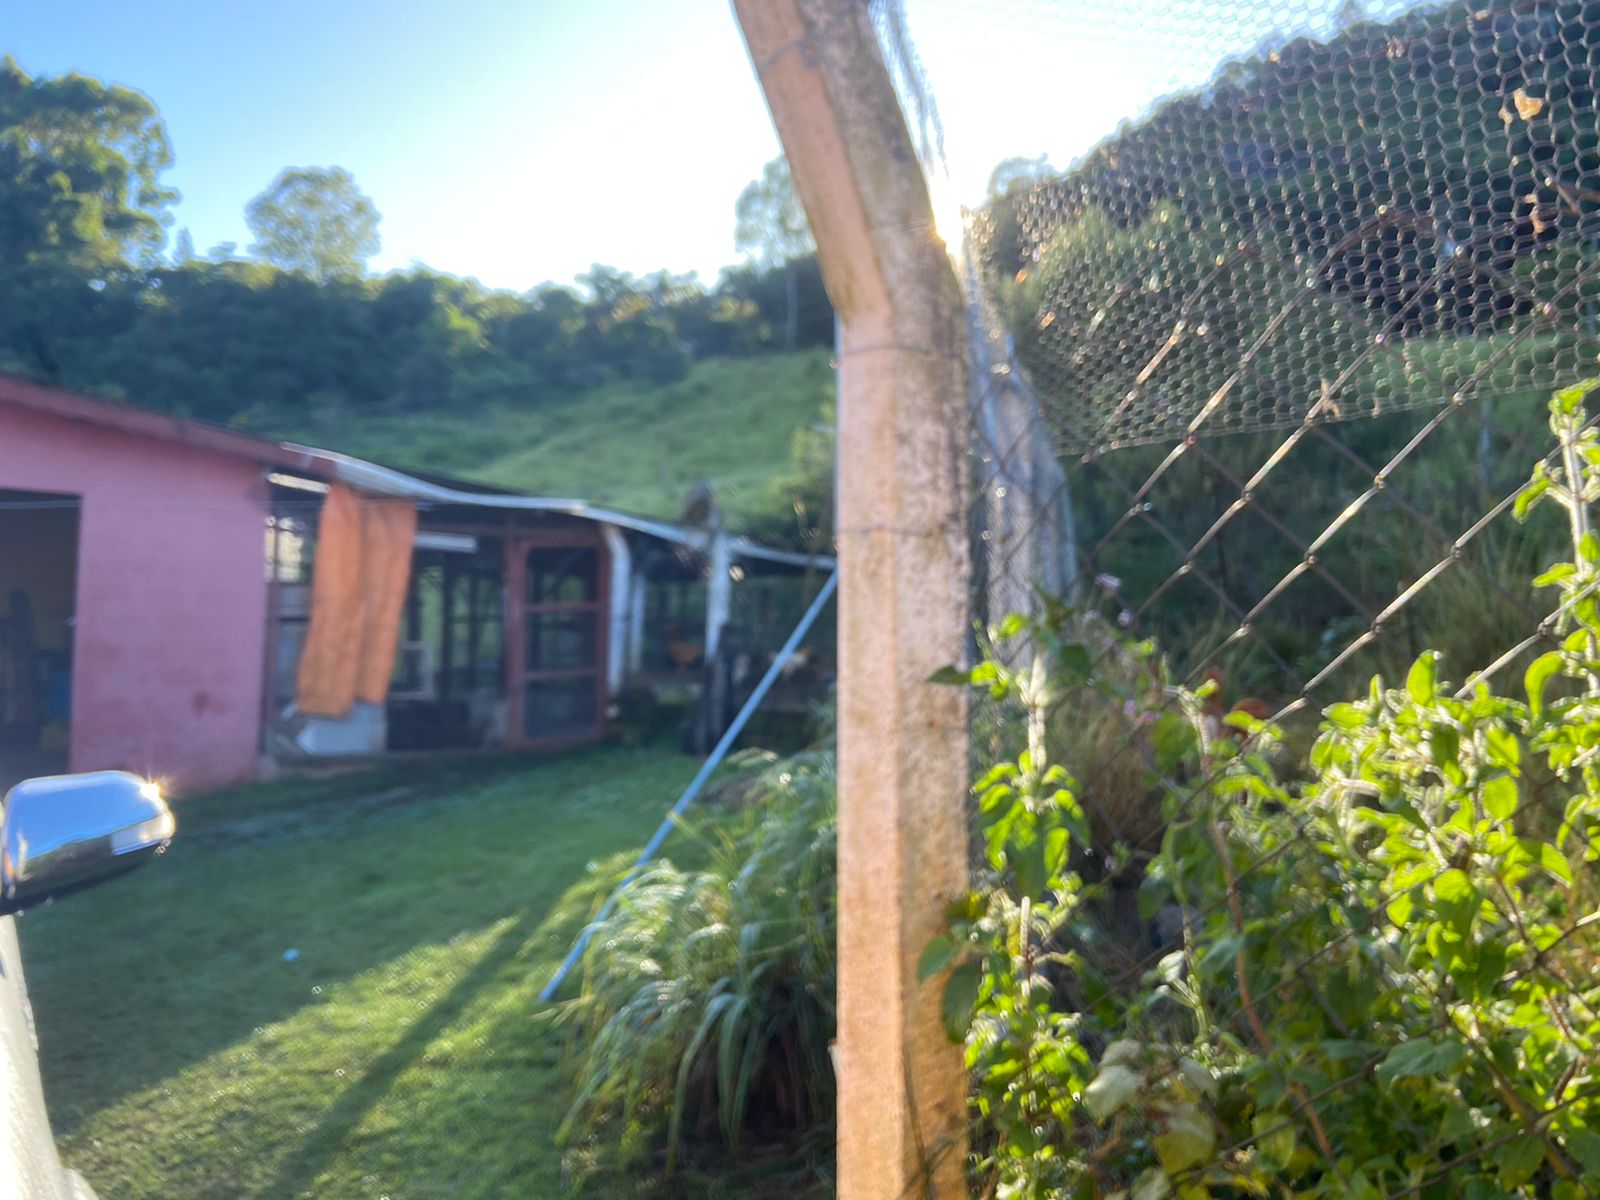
{"left": 0, "top": 403, "right": 269, "bottom": 792}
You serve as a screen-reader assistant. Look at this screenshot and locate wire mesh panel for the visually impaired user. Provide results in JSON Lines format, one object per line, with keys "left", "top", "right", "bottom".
{"left": 881, "top": 0, "right": 1600, "bottom": 1192}
{"left": 951, "top": 0, "right": 1600, "bottom": 738}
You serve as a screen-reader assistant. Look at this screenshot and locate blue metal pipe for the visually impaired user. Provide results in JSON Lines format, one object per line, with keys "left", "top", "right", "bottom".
{"left": 538, "top": 569, "right": 838, "bottom": 1003}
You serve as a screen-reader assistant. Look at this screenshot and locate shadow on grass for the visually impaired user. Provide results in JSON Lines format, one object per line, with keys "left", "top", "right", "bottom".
{"left": 21, "top": 745, "right": 696, "bottom": 1134}
{"left": 261, "top": 909, "right": 539, "bottom": 1199}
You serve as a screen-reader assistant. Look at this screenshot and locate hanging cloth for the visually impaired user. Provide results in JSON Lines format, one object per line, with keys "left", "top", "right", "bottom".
{"left": 294, "top": 482, "right": 417, "bottom": 718}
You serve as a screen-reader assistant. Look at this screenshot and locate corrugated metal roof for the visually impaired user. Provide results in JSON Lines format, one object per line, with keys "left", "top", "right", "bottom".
{"left": 283, "top": 444, "right": 834, "bottom": 569}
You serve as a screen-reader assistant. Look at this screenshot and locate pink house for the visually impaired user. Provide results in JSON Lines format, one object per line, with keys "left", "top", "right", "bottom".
{"left": 0, "top": 374, "right": 829, "bottom": 795}
{"left": 0, "top": 374, "right": 306, "bottom": 791}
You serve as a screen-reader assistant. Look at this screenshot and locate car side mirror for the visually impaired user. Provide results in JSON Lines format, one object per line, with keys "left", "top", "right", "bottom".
{"left": 1, "top": 771, "right": 175, "bottom": 916}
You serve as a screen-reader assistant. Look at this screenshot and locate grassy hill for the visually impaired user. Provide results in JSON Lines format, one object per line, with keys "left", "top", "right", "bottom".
{"left": 270, "top": 351, "right": 835, "bottom": 531}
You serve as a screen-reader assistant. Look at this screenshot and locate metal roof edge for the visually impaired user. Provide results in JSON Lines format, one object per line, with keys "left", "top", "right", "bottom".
{"left": 286, "top": 445, "right": 836, "bottom": 567}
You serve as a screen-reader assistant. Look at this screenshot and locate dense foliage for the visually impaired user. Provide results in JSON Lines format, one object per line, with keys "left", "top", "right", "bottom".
{"left": 0, "top": 58, "right": 834, "bottom": 434}
{"left": 558, "top": 750, "right": 837, "bottom": 1179}
{"left": 932, "top": 383, "right": 1600, "bottom": 1199}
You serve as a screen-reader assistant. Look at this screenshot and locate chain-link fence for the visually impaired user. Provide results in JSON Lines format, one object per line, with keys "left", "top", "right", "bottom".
{"left": 882, "top": 0, "right": 1600, "bottom": 1190}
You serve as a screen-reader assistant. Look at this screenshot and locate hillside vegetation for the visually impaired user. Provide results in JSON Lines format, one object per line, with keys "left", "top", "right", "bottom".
{"left": 0, "top": 56, "right": 835, "bottom": 541}
{"left": 269, "top": 351, "right": 835, "bottom": 531}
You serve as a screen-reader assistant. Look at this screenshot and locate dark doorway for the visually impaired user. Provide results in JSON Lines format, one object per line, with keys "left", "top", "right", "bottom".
{"left": 386, "top": 537, "right": 508, "bottom": 752}
{"left": 0, "top": 489, "right": 79, "bottom": 789}
{"left": 510, "top": 540, "right": 606, "bottom": 746}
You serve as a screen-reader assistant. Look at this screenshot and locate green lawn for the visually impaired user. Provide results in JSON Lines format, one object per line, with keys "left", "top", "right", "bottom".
{"left": 16, "top": 746, "right": 805, "bottom": 1199}
{"left": 272, "top": 352, "right": 835, "bottom": 529}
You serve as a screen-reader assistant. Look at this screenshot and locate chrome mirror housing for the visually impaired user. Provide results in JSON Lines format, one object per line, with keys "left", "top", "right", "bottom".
{"left": 1, "top": 771, "right": 175, "bottom": 916}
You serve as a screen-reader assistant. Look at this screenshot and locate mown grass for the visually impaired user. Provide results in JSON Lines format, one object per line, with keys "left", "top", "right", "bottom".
{"left": 17, "top": 746, "right": 823, "bottom": 1199}
{"left": 275, "top": 352, "right": 835, "bottom": 529}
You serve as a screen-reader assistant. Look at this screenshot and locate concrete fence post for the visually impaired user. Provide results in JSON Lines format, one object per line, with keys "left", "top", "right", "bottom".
{"left": 733, "top": 2, "right": 971, "bottom": 1195}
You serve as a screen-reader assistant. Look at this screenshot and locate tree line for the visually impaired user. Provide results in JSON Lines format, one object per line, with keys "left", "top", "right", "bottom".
{"left": 0, "top": 55, "right": 833, "bottom": 427}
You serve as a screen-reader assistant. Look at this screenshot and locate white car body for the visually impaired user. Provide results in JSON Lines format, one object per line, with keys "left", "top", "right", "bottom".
{"left": 0, "top": 915, "right": 97, "bottom": 1200}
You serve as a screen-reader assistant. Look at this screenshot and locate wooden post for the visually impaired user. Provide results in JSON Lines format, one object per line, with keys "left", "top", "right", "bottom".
{"left": 259, "top": 511, "right": 283, "bottom": 759}
{"left": 466, "top": 571, "right": 482, "bottom": 688}
{"left": 733, "top": 2, "right": 970, "bottom": 1196}
{"left": 440, "top": 557, "right": 456, "bottom": 701}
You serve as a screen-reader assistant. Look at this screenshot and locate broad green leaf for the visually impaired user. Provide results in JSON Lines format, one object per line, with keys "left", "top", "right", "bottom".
{"left": 917, "top": 935, "right": 962, "bottom": 982}
{"left": 1430, "top": 724, "right": 1461, "bottom": 772}
{"left": 1533, "top": 562, "right": 1579, "bottom": 588}
{"left": 1198, "top": 934, "right": 1243, "bottom": 977}
{"left": 1434, "top": 868, "right": 1475, "bottom": 905}
{"left": 1526, "top": 651, "right": 1563, "bottom": 717}
{"left": 1252, "top": 1111, "right": 1295, "bottom": 1169}
{"left": 1101, "top": 1039, "right": 1143, "bottom": 1068}
{"left": 1042, "top": 826, "right": 1070, "bottom": 879}
{"left": 1177, "top": 1057, "right": 1217, "bottom": 1099}
{"left": 1133, "top": 1168, "right": 1171, "bottom": 1200}
{"left": 969, "top": 661, "right": 1001, "bottom": 685}
{"left": 1325, "top": 702, "right": 1368, "bottom": 730}
{"left": 1154, "top": 1105, "right": 1216, "bottom": 1174}
{"left": 1053, "top": 789, "right": 1090, "bottom": 846}
{"left": 1482, "top": 775, "right": 1518, "bottom": 822}
{"left": 1485, "top": 726, "right": 1521, "bottom": 769}
{"left": 1567, "top": 1129, "right": 1600, "bottom": 1178}
{"left": 939, "top": 961, "right": 982, "bottom": 1042}
{"left": 1495, "top": 1134, "right": 1545, "bottom": 1188}
{"left": 1082, "top": 1063, "right": 1142, "bottom": 1122}
{"left": 1374, "top": 1037, "right": 1466, "bottom": 1084}
{"left": 994, "top": 613, "right": 1027, "bottom": 640}
{"left": 1408, "top": 651, "right": 1439, "bottom": 704}
{"left": 1514, "top": 473, "right": 1551, "bottom": 522}
{"left": 1535, "top": 840, "right": 1574, "bottom": 884}
{"left": 1554, "top": 378, "right": 1600, "bottom": 411}
{"left": 926, "top": 665, "right": 971, "bottom": 686}
{"left": 1012, "top": 832, "right": 1048, "bottom": 898}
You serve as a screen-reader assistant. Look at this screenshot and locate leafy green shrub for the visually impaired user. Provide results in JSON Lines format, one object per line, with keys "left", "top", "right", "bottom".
{"left": 558, "top": 750, "right": 836, "bottom": 1175}
{"left": 932, "top": 383, "right": 1600, "bottom": 1198}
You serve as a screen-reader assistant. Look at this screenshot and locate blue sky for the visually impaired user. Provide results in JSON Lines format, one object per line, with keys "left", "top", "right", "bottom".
{"left": 5, "top": 0, "right": 784, "bottom": 290}
{"left": 1, "top": 0, "right": 1332, "bottom": 294}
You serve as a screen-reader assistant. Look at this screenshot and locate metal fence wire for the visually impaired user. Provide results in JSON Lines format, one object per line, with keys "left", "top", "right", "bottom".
{"left": 869, "top": 0, "right": 1600, "bottom": 1189}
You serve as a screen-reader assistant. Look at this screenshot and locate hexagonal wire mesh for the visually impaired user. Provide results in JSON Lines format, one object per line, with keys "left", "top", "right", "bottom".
{"left": 870, "top": 0, "right": 1600, "bottom": 1188}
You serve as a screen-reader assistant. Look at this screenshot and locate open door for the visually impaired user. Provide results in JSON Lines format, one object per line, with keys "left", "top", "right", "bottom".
{"left": 0, "top": 490, "right": 79, "bottom": 787}
{"left": 507, "top": 539, "right": 607, "bottom": 746}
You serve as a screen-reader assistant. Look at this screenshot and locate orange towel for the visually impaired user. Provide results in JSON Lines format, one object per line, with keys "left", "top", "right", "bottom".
{"left": 295, "top": 483, "right": 418, "bottom": 718}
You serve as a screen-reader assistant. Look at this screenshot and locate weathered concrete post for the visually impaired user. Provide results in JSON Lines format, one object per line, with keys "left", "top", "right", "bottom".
{"left": 733, "top": 2, "right": 970, "bottom": 1195}
{"left": 704, "top": 524, "right": 733, "bottom": 662}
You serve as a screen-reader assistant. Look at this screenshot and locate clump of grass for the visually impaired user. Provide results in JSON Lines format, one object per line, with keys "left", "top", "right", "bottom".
{"left": 557, "top": 750, "right": 836, "bottom": 1178}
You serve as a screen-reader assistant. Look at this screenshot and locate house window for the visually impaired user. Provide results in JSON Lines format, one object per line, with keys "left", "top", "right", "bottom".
{"left": 265, "top": 515, "right": 313, "bottom": 584}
